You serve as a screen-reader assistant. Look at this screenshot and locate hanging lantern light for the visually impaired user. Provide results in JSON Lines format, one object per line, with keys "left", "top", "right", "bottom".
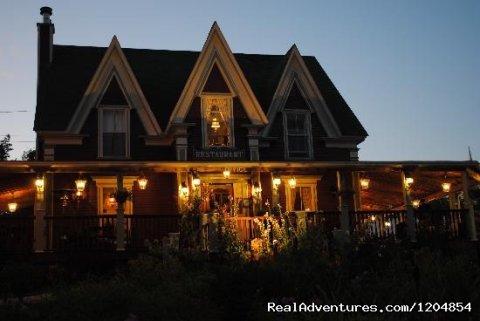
{"left": 441, "top": 182, "right": 451, "bottom": 193}
{"left": 75, "top": 177, "right": 87, "bottom": 192}
{"left": 223, "top": 169, "right": 231, "bottom": 179}
{"left": 253, "top": 183, "right": 262, "bottom": 195}
{"left": 137, "top": 175, "right": 148, "bottom": 190}
{"left": 405, "top": 176, "right": 414, "bottom": 188}
{"left": 192, "top": 172, "right": 201, "bottom": 187}
{"left": 210, "top": 105, "right": 221, "bottom": 130}
{"left": 211, "top": 118, "right": 221, "bottom": 130}
{"left": 35, "top": 175, "right": 45, "bottom": 192}
{"left": 272, "top": 177, "right": 281, "bottom": 188}
{"left": 8, "top": 202, "right": 18, "bottom": 213}
{"left": 288, "top": 177, "right": 297, "bottom": 189}
{"left": 360, "top": 177, "right": 370, "bottom": 190}
{"left": 7, "top": 192, "right": 17, "bottom": 213}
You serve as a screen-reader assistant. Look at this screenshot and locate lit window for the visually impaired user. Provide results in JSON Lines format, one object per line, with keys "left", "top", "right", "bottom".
{"left": 202, "top": 96, "right": 233, "bottom": 147}
{"left": 100, "top": 108, "right": 129, "bottom": 158}
{"left": 284, "top": 110, "right": 312, "bottom": 159}
{"left": 284, "top": 178, "right": 318, "bottom": 212}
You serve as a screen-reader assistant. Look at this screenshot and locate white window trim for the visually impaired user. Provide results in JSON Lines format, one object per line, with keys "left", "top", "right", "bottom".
{"left": 98, "top": 105, "right": 131, "bottom": 159}
{"left": 283, "top": 109, "right": 313, "bottom": 160}
{"left": 200, "top": 94, "right": 235, "bottom": 148}
{"left": 284, "top": 177, "right": 318, "bottom": 212}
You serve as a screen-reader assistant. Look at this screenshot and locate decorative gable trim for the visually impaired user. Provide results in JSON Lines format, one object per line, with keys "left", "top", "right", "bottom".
{"left": 66, "top": 36, "right": 162, "bottom": 135}
{"left": 166, "top": 22, "right": 268, "bottom": 133}
{"left": 263, "top": 45, "right": 342, "bottom": 138}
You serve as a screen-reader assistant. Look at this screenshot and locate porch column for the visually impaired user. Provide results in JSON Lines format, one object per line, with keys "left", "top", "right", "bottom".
{"left": 252, "top": 171, "right": 262, "bottom": 214}
{"left": 337, "top": 170, "right": 350, "bottom": 234}
{"left": 462, "top": 171, "right": 477, "bottom": 241}
{"left": 116, "top": 175, "right": 125, "bottom": 251}
{"left": 401, "top": 171, "right": 416, "bottom": 242}
{"left": 352, "top": 172, "right": 362, "bottom": 211}
{"left": 33, "top": 173, "right": 49, "bottom": 252}
{"left": 448, "top": 191, "right": 457, "bottom": 209}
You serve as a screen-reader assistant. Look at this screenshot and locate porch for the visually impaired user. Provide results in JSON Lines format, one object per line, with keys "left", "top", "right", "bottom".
{"left": 0, "top": 160, "right": 478, "bottom": 255}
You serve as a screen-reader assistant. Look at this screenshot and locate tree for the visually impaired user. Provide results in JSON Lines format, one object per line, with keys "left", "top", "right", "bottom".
{"left": 0, "top": 134, "right": 13, "bottom": 160}
{"left": 21, "top": 148, "right": 36, "bottom": 161}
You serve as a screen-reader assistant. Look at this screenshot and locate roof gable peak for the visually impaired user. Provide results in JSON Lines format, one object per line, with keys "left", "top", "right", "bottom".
{"left": 166, "top": 22, "right": 268, "bottom": 132}
{"left": 263, "top": 44, "right": 342, "bottom": 138}
{"left": 66, "top": 35, "right": 162, "bottom": 135}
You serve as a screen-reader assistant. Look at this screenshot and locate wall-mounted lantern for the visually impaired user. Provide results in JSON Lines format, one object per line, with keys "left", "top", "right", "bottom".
{"left": 272, "top": 177, "right": 281, "bottom": 189}
{"left": 404, "top": 176, "right": 414, "bottom": 189}
{"left": 253, "top": 183, "right": 262, "bottom": 196}
{"left": 180, "top": 182, "right": 189, "bottom": 198}
{"left": 288, "top": 177, "right": 297, "bottom": 189}
{"left": 192, "top": 172, "right": 201, "bottom": 187}
{"left": 223, "top": 169, "right": 231, "bottom": 179}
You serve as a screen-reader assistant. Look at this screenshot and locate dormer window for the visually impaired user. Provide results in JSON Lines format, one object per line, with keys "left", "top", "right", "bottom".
{"left": 202, "top": 96, "right": 234, "bottom": 147}
{"left": 98, "top": 106, "right": 130, "bottom": 158}
{"left": 283, "top": 110, "right": 312, "bottom": 159}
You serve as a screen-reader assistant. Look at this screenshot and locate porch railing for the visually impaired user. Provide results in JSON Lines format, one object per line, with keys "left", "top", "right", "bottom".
{"left": 45, "top": 214, "right": 181, "bottom": 251}
{"left": 125, "top": 215, "right": 181, "bottom": 249}
{"left": 350, "top": 210, "right": 408, "bottom": 239}
{"left": 414, "top": 209, "right": 466, "bottom": 239}
{"left": 45, "top": 215, "right": 117, "bottom": 251}
{"left": 0, "top": 215, "right": 34, "bottom": 253}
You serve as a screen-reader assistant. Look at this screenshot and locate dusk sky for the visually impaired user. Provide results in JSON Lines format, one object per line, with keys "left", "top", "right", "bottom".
{"left": 1, "top": 0, "right": 479, "bottom": 160}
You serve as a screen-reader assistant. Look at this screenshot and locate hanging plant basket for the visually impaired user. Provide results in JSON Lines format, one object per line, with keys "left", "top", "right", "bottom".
{"left": 114, "top": 189, "right": 132, "bottom": 204}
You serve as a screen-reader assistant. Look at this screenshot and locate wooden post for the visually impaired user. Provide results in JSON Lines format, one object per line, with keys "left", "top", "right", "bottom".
{"left": 116, "top": 175, "right": 125, "bottom": 251}
{"left": 352, "top": 172, "right": 362, "bottom": 211}
{"left": 462, "top": 171, "right": 477, "bottom": 241}
{"left": 337, "top": 171, "right": 350, "bottom": 234}
{"left": 401, "top": 171, "right": 416, "bottom": 242}
{"left": 33, "top": 173, "right": 49, "bottom": 252}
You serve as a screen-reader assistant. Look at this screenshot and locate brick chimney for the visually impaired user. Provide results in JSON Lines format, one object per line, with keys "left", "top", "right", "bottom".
{"left": 37, "top": 6, "right": 54, "bottom": 70}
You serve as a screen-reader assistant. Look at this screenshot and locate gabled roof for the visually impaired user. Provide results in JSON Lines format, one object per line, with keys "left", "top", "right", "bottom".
{"left": 35, "top": 43, "right": 367, "bottom": 138}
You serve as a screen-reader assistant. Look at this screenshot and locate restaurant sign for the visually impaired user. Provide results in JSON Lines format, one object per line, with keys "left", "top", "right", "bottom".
{"left": 192, "top": 148, "right": 246, "bottom": 161}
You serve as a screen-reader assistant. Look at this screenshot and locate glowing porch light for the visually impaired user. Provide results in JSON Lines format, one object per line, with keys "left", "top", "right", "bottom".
{"left": 137, "top": 175, "right": 148, "bottom": 190}
{"left": 180, "top": 182, "right": 189, "bottom": 197}
{"left": 35, "top": 175, "right": 45, "bottom": 192}
{"left": 223, "top": 169, "right": 231, "bottom": 179}
{"left": 441, "top": 182, "right": 451, "bottom": 193}
{"left": 75, "top": 177, "right": 87, "bottom": 192}
{"left": 370, "top": 215, "right": 376, "bottom": 221}
{"left": 288, "top": 177, "right": 297, "bottom": 189}
{"left": 405, "top": 176, "right": 414, "bottom": 188}
{"left": 384, "top": 221, "right": 392, "bottom": 227}
{"left": 272, "top": 177, "right": 281, "bottom": 188}
{"left": 412, "top": 199, "right": 420, "bottom": 208}
{"left": 8, "top": 202, "right": 18, "bottom": 213}
{"left": 253, "top": 184, "right": 262, "bottom": 195}
{"left": 360, "top": 178, "right": 370, "bottom": 190}
{"left": 192, "top": 172, "right": 201, "bottom": 187}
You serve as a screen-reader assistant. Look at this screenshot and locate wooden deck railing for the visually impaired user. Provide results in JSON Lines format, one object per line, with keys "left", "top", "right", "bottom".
{"left": 414, "top": 209, "right": 466, "bottom": 239}
{"left": 0, "top": 215, "right": 34, "bottom": 253}
{"left": 45, "top": 215, "right": 117, "bottom": 251}
{"left": 13, "top": 209, "right": 472, "bottom": 253}
{"left": 125, "top": 215, "right": 180, "bottom": 249}
{"left": 350, "top": 210, "right": 408, "bottom": 239}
